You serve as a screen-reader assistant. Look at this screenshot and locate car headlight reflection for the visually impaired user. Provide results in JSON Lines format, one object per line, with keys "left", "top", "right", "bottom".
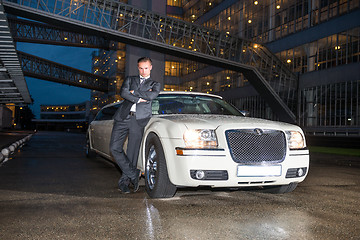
{"left": 183, "top": 129, "right": 218, "bottom": 148}
{"left": 286, "top": 131, "right": 305, "bottom": 149}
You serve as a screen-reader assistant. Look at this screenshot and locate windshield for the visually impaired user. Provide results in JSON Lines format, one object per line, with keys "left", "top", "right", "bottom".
{"left": 152, "top": 94, "right": 243, "bottom": 116}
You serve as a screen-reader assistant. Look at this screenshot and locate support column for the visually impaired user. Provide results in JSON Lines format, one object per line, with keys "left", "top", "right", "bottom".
{"left": 125, "top": 0, "right": 166, "bottom": 87}
{"left": 305, "top": 89, "right": 318, "bottom": 126}
{"left": 268, "top": 0, "right": 276, "bottom": 42}
{"left": 305, "top": 42, "right": 317, "bottom": 72}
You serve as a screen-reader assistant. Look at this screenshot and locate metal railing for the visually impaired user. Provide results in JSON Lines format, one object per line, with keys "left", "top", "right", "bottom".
{"left": 8, "top": 17, "right": 111, "bottom": 49}
{"left": 18, "top": 51, "right": 109, "bottom": 92}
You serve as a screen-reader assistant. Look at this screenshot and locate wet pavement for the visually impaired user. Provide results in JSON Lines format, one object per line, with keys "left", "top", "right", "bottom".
{"left": 0, "top": 131, "right": 359, "bottom": 239}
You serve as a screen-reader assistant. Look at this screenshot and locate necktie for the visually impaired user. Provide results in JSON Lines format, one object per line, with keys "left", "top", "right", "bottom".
{"left": 140, "top": 77, "right": 146, "bottom": 84}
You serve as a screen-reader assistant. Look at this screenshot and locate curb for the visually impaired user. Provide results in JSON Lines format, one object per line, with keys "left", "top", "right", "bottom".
{"left": 0, "top": 134, "right": 33, "bottom": 164}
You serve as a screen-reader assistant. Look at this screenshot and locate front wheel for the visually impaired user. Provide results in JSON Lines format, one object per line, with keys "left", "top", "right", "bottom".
{"left": 145, "top": 133, "right": 177, "bottom": 198}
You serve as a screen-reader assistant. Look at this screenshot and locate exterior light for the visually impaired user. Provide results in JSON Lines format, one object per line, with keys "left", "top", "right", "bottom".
{"left": 297, "top": 168, "right": 306, "bottom": 177}
{"left": 207, "top": 82, "right": 210, "bottom": 85}
{"left": 287, "top": 59, "right": 292, "bottom": 63}
{"left": 248, "top": 19, "right": 252, "bottom": 23}
{"left": 286, "top": 131, "right": 305, "bottom": 149}
{"left": 195, "top": 170, "right": 205, "bottom": 179}
{"left": 254, "top": 44, "right": 258, "bottom": 48}
{"left": 277, "top": 5, "right": 281, "bottom": 9}
{"left": 228, "top": 17, "right": 231, "bottom": 20}
{"left": 254, "top": 1, "right": 258, "bottom": 5}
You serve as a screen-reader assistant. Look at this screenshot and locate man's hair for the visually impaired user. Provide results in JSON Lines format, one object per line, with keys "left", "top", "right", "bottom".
{"left": 137, "top": 57, "right": 152, "bottom": 64}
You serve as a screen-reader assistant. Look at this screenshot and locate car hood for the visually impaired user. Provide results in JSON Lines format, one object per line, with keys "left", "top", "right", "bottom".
{"left": 155, "top": 114, "right": 300, "bottom": 131}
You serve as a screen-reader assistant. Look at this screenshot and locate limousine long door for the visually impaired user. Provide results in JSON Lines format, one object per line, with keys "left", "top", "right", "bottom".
{"left": 91, "top": 103, "right": 121, "bottom": 157}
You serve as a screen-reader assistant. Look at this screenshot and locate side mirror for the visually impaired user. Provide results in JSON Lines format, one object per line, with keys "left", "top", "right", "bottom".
{"left": 240, "top": 110, "right": 250, "bottom": 117}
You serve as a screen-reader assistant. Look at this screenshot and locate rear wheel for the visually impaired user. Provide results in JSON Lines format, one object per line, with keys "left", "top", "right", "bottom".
{"left": 85, "top": 136, "right": 96, "bottom": 158}
{"left": 145, "top": 133, "right": 176, "bottom": 198}
{"left": 259, "top": 182, "right": 298, "bottom": 194}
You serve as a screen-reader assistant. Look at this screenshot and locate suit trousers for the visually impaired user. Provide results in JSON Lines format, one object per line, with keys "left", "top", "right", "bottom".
{"left": 110, "top": 114, "right": 143, "bottom": 186}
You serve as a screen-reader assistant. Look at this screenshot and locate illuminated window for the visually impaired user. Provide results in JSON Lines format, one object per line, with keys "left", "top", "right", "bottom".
{"left": 165, "top": 61, "right": 182, "bottom": 76}
{"left": 167, "top": 0, "right": 182, "bottom": 7}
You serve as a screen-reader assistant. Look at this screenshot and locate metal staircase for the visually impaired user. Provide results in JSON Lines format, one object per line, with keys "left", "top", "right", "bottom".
{"left": 2, "top": 0, "right": 298, "bottom": 123}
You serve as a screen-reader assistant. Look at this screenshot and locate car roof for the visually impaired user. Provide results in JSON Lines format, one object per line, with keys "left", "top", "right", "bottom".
{"left": 158, "top": 91, "right": 223, "bottom": 99}
{"left": 101, "top": 91, "right": 223, "bottom": 109}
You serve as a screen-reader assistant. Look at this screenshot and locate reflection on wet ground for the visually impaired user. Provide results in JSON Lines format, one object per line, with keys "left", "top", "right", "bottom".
{"left": 0, "top": 131, "right": 359, "bottom": 239}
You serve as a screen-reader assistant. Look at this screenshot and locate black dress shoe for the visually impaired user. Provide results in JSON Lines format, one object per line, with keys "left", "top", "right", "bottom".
{"left": 131, "top": 177, "right": 139, "bottom": 192}
{"left": 118, "top": 184, "right": 130, "bottom": 194}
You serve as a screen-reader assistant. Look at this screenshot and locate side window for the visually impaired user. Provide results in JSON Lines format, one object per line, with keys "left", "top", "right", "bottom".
{"left": 94, "top": 104, "right": 120, "bottom": 121}
{"left": 152, "top": 99, "right": 160, "bottom": 115}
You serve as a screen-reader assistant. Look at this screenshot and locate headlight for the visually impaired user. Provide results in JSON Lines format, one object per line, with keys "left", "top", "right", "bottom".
{"left": 183, "top": 129, "right": 218, "bottom": 148}
{"left": 286, "top": 131, "right": 305, "bottom": 149}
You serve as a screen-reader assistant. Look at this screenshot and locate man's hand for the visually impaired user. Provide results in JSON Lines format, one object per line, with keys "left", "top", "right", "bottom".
{"left": 139, "top": 98, "right": 147, "bottom": 103}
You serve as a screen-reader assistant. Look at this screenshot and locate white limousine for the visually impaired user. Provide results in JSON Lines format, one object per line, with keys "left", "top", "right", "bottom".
{"left": 86, "top": 92, "right": 309, "bottom": 198}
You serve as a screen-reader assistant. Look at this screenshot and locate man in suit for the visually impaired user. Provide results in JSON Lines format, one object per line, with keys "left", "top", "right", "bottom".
{"left": 110, "top": 57, "right": 160, "bottom": 194}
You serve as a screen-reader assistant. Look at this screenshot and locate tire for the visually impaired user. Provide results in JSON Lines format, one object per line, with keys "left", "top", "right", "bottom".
{"left": 85, "top": 136, "right": 96, "bottom": 158}
{"left": 259, "top": 182, "right": 298, "bottom": 194}
{"left": 145, "top": 133, "right": 177, "bottom": 198}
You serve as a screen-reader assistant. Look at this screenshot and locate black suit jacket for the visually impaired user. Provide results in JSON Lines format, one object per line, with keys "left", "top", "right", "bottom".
{"left": 113, "top": 76, "right": 160, "bottom": 125}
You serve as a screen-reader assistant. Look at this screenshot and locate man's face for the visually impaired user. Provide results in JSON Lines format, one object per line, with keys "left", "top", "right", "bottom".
{"left": 138, "top": 60, "right": 152, "bottom": 78}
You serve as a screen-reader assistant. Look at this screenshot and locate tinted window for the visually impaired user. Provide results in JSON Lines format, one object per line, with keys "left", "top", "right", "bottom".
{"left": 152, "top": 94, "right": 242, "bottom": 116}
{"left": 94, "top": 104, "right": 120, "bottom": 121}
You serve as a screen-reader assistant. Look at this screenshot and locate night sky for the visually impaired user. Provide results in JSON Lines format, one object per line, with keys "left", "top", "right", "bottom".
{"left": 17, "top": 42, "right": 96, "bottom": 118}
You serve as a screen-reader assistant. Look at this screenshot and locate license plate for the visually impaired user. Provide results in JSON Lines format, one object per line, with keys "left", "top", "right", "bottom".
{"left": 237, "top": 165, "right": 282, "bottom": 177}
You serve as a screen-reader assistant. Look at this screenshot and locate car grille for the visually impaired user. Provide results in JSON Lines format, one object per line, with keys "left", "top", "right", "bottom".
{"left": 225, "top": 129, "right": 286, "bottom": 164}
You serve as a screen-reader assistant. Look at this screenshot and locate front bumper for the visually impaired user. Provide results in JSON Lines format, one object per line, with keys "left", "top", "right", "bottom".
{"left": 165, "top": 145, "right": 309, "bottom": 188}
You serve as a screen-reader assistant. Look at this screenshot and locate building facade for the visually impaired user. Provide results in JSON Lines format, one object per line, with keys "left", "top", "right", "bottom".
{"left": 33, "top": 101, "right": 90, "bottom": 131}
{"left": 91, "top": 0, "right": 360, "bottom": 135}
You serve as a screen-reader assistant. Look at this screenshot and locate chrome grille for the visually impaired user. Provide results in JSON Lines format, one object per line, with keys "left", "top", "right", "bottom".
{"left": 225, "top": 129, "right": 286, "bottom": 164}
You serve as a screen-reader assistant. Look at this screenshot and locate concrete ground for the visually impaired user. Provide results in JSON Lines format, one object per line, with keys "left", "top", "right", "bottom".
{"left": 0, "top": 131, "right": 359, "bottom": 239}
